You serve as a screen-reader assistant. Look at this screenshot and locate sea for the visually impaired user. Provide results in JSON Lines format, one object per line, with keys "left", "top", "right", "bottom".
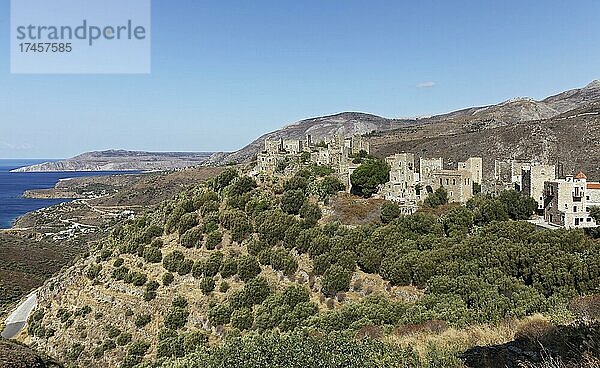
{"left": 0, "top": 159, "right": 134, "bottom": 229}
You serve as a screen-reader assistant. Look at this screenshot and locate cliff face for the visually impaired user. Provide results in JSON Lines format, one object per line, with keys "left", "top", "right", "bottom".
{"left": 11, "top": 150, "right": 214, "bottom": 173}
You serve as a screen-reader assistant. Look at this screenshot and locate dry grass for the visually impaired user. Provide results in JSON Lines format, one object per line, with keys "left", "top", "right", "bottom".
{"left": 386, "top": 321, "right": 517, "bottom": 357}
{"left": 519, "top": 355, "right": 600, "bottom": 368}
{"left": 570, "top": 294, "right": 600, "bottom": 321}
{"left": 515, "top": 314, "right": 554, "bottom": 342}
{"left": 325, "top": 193, "right": 384, "bottom": 225}
{"left": 385, "top": 317, "right": 550, "bottom": 362}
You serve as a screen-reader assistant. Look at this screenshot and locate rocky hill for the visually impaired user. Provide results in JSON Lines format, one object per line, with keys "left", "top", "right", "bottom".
{"left": 207, "top": 80, "right": 600, "bottom": 169}
{"left": 203, "top": 112, "right": 416, "bottom": 165}
{"left": 12, "top": 150, "right": 214, "bottom": 173}
{"left": 427, "top": 80, "right": 600, "bottom": 124}
{"left": 369, "top": 81, "right": 600, "bottom": 180}
{"left": 9, "top": 166, "right": 600, "bottom": 368}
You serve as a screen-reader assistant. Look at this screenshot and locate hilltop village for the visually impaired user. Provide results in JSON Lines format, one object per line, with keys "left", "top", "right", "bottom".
{"left": 254, "top": 134, "right": 600, "bottom": 229}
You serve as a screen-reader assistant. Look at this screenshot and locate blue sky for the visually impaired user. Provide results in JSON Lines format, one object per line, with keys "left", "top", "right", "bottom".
{"left": 1, "top": 0, "right": 599, "bottom": 158}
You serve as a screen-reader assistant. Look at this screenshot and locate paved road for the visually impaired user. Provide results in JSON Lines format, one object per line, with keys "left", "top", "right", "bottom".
{"left": 1, "top": 292, "right": 37, "bottom": 339}
{"left": 1, "top": 321, "right": 25, "bottom": 339}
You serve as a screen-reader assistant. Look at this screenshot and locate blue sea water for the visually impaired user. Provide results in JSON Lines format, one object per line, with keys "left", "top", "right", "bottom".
{"left": 0, "top": 159, "right": 134, "bottom": 229}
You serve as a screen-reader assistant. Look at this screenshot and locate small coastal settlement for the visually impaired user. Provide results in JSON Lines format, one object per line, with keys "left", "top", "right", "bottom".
{"left": 254, "top": 134, "right": 600, "bottom": 229}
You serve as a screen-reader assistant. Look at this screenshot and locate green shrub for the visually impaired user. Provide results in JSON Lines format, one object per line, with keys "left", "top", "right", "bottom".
{"left": 163, "top": 250, "right": 185, "bottom": 273}
{"left": 113, "top": 266, "right": 129, "bottom": 281}
{"left": 201, "top": 200, "right": 220, "bottom": 217}
{"left": 270, "top": 248, "right": 298, "bottom": 276}
{"left": 178, "top": 213, "right": 199, "bottom": 235}
{"left": 172, "top": 296, "right": 188, "bottom": 309}
{"left": 165, "top": 307, "right": 189, "bottom": 330}
{"left": 300, "top": 202, "right": 322, "bottom": 227}
{"left": 86, "top": 264, "right": 102, "bottom": 280}
{"left": 350, "top": 159, "right": 390, "bottom": 197}
{"left": 163, "top": 272, "right": 175, "bottom": 286}
{"left": 119, "top": 354, "right": 142, "bottom": 368}
{"left": 180, "top": 226, "right": 204, "bottom": 248}
{"left": 183, "top": 331, "right": 209, "bottom": 353}
{"left": 135, "top": 314, "right": 152, "bottom": 328}
{"left": 282, "top": 284, "right": 311, "bottom": 308}
{"left": 116, "top": 332, "right": 132, "bottom": 346}
{"left": 66, "top": 343, "right": 84, "bottom": 362}
{"left": 200, "top": 277, "right": 216, "bottom": 294}
{"left": 204, "top": 252, "right": 224, "bottom": 277}
{"left": 105, "top": 324, "right": 121, "bottom": 338}
{"left": 208, "top": 303, "right": 232, "bottom": 326}
{"left": 246, "top": 239, "right": 268, "bottom": 256}
{"left": 321, "top": 265, "right": 352, "bottom": 296}
{"left": 220, "top": 281, "right": 230, "bottom": 293}
{"left": 380, "top": 201, "right": 401, "bottom": 223}
{"left": 231, "top": 307, "right": 253, "bottom": 330}
{"left": 281, "top": 189, "right": 306, "bottom": 215}
{"left": 237, "top": 255, "right": 261, "bottom": 281}
{"left": 127, "top": 340, "right": 150, "bottom": 356}
{"left": 206, "top": 231, "right": 223, "bottom": 250}
{"left": 229, "top": 277, "right": 271, "bottom": 309}
{"left": 177, "top": 259, "right": 194, "bottom": 276}
{"left": 424, "top": 187, "right": 449, "bottom": 208}
{"left": 130, "top": 271, "right": 147, "bottom": 286}
{"left": 220, "top": 258, "right": 238, "bottom": 278}
{"left": 143, "top": 246, "right": 163, "bottom": 263}
{"left": 157, "top": 333, "right": 185, "bottom": 358}
{"left": 226, "top": 176, "right": 257, "bottom": 196}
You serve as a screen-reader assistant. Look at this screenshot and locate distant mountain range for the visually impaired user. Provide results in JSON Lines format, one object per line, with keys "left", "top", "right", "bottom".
{"left": 369, "top": 80, "right": 600, "bottom": 180}
{"left": 14, "top": 80, "right": 600, "bottom": 179}
{"left": 11, "top": 150, "right": 214, "bottom": 172}
{"left": 206, "top": 80, "right": 600, "bottom": 180}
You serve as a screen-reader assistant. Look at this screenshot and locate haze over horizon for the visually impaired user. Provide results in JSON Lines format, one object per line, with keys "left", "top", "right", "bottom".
{"left": 1, "top": 0, "right": 599, "bottom": 159}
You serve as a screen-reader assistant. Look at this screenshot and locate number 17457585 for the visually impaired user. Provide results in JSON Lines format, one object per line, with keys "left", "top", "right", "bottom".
{"left": 19, "top": 43, "right": 72, "bottom": 53}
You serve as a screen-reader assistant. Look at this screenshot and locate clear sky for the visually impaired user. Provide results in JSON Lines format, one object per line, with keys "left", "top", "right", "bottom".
{"left": 1, "top": 0, "right": 599, "bottom": 159}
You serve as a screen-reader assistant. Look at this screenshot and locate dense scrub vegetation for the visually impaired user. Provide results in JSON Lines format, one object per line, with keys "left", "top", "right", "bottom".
{"left": 31, "top": 166, "right": 600, "bottom": 368}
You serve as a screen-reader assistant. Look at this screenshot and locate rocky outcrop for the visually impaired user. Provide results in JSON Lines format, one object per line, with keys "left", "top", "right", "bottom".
{"left": 0, "top": 339, "right": 62, "bottom": 368}
{"left": 460, "top": 322, "right": 600, "bottom": 368}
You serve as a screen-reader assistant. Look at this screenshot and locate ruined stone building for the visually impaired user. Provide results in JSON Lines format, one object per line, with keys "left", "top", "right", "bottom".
{"left": 381, "top": 155, "right": 480, "bottom": 205}
{"left": 264, "top": 138, "right": 284, "bottom": 155}
{"left": 419, "top": 157, "right": 443, "bottom": 184}
{"left": 380, "top": 153, "right": 418, "bottom": 202}
{"left": 256, "top": 138, "right": 307, "bottom": 174}
{"left": 543, "top": 172, "right": 600, "bottom": 228}
{"left": 494, "top": 160, "right": 529, "bottom": 186}
{"left": 429, "top": 169, "right": 474, "bottom": 203}
{"left": 521, "top": 164, "right": 556, "bottom": 213}
{"left": 458, "top": 157, "right": 483, "bottom": 185}
{"left": 344, "top": 135, "right": 370, "bottom": 156}
{"left": 257, "top": 135, "right": 368, "bottom": 184}
{"left": 417, "top": 156, "right": 479, "bottom": 204}
{"left": 282, "top": 139, "right": 304, "bottom": 154}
